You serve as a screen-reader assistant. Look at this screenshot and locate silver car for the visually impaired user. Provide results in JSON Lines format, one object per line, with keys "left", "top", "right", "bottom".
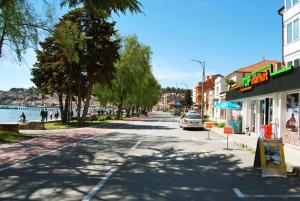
{"left": 179, "top": 113, "right": 204, "bottom": 129}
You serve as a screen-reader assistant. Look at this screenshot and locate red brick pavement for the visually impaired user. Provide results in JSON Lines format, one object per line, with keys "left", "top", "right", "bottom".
{"left": 0, "top": 118, "right": 144, "bottom": 169}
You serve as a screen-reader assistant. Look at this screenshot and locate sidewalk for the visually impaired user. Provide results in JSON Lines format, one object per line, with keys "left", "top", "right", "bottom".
{"left": 0, "top": 118, "right": 141, "bottom": 170}
{"left": 211, "top": 127, "right": 300, "bottom": 170}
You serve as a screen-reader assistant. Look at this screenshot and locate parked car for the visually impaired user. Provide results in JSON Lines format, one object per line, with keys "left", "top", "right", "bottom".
{"left": 179, "top": 112, "right": 204, "bottom": 129}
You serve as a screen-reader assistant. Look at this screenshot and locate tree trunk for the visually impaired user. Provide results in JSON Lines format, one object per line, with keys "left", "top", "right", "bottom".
{"left": 126, "top": 105, "right": 131, "bottom": 118}
{"left": 117, "top": 103, "right": 122, "bottom": 119}
{"left": 58, "top": 93, "right": 65, "bottom": 123}
{"left": 131, "top": 106, "right": 135, "bottom": 117}
{"left": 0, "top": 24, "right": 6, "bottom": 58}
{"left": 80, "top": 81, "right": 94, "bottom": 125}
{"left": 63, "top": 94, "right": 69, "bottom": 124}
{"left": 77, "top": 82, "right": 82, "bottom": 126}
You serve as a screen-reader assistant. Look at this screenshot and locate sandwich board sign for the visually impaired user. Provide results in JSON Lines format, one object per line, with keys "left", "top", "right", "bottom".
{"left": 253, "top": 138, "right": 286, "bottom": 178}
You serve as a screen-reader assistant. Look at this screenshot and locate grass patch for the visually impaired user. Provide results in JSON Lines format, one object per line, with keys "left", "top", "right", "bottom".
{"left": 69, "top": 120, "right": 112, "bottom": 128}
{"left": 44, "top": 120, "right": 112, "bottom": 129}
{"left": 0, "top": 131, "right": 34, "bottom": 143}
{"left": 44, "top": 123, "right": 71, "bottom": 130}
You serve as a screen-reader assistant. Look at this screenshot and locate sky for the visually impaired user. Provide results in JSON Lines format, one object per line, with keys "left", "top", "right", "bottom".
{"left": 0, "top": 0, "right": 284, "bottom": 91}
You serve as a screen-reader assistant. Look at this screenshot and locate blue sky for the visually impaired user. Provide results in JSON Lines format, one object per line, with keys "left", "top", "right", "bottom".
{"left": 0, "top": 0, "right": 283, "bottom": 90}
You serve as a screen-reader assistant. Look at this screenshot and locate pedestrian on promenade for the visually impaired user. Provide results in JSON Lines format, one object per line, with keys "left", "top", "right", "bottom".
{"left": 49, "top": 111, "right": 53, "bottom": 120}
{"left": 45, "top": 109, "right": 48, "bottom": 121}
{"left": 55, "top": 110, "right": 59, "bottom": 120}
{"left": 40, "top": 109, "right": 45, "bottom": 121}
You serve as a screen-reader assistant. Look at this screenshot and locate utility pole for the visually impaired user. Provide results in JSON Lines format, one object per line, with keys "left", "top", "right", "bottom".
{"left": 192, "top": 59, "right": 205, "bottom": 118}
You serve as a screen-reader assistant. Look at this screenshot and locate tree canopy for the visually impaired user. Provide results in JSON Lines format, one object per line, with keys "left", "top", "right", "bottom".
{"left": 32, "top": 7, "right": 120, "bottom": 124}
{"left": 93, "top": 35, "right": 160, "bottom": 118}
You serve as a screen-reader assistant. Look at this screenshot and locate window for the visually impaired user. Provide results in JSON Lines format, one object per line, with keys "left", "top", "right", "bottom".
{"left": 287, "top": 23, "right": 293, "bottom": 43}
{"left": 294, "top": 19, "right": 299, "bottom": 41}
{"left": 295, "top": 59, "right": 300, "bottom": 68}
{"left": 288, "top": 61, "right": 293, "bottom": 67}
{"left": 286, "top": 0, "right": 299, "bottom": 9}
{"left": 286, "top": 0, "right": 292, "bottom": 9}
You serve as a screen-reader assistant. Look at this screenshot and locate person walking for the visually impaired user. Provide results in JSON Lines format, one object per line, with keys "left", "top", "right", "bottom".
{"left": 40, "top": 109, "right": 45, "bottom": 121}
{"left": 45, "top": 109, "right": 48, "bottom": 121}
{"left": 49, "top": 111, "right": 53, "bottom": 120}
{"left": 55, "top": 110, "right": 59, "bottom": 120}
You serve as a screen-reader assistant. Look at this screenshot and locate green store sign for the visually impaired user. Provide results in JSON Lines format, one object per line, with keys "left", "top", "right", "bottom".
{"left": 241, "top": 64, "right": 292, "bottom": 92}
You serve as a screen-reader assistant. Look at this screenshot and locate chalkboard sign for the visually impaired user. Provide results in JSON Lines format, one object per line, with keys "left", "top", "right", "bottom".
{"left": 253, "top": 138, "right": 286, "bottom": 178}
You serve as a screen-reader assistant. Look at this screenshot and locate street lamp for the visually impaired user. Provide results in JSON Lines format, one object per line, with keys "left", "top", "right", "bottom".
{"left": 191, "top": 59, "right": 205, "bottom": 118}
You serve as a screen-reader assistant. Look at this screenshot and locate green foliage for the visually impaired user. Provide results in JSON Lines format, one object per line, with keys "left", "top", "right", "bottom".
{"left": 226, "top": 79, "right": 237, "bottom": 89}
{"left": 0, "top": 131, "right": 34, "bottom": 143}
{"left": 32, "top": 8, "right": 120, "bottom": 125}
{"left": 184, "top": 89, "right": 193, "bottom": 108}
{"left": 161, "top": 87, "right": 188, "bottom": 94}
{"left": 60, "top": 0, "right": 142, "bottom": 17}
{"left": 0, "top": 0, "right": 53, "bottom": 61}
{"left": 93, "top": 35, "right": 160, "bottom": 118}
{"left": 214, "top": 122, "right": 225, "bottom": 128}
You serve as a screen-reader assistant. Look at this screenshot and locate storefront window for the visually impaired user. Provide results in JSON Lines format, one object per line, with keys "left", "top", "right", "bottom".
{"left": 251, "top": 100, "right": 256, "bottom": 132}
{"left": 269, "top": 98, "right": 273, "bottom": 124}
{"left": 260, "top": 99, "right": 266, "bottom": 125}
{"left": 294, "top": 59, "right": 300, "bottom": 68}
{"left": 285, "top": 93, "right": 300, "bottom": 146}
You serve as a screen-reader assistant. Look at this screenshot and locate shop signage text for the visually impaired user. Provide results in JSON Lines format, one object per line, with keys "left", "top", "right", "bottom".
{"left": 241, "top": 64, "right": 292, "bottom": 92}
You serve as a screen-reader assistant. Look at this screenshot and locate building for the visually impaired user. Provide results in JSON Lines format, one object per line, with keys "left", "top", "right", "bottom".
{"left": 194, "top": 74, "right": 223, "bottom": 118}
{"left": 278, "top": 0, "right": 300, "bottom": 67}
{"left": 213, "top": 76, "right": 226, "bottom": 122}
{"left": 157, "top": 92, "right": 185, "bottom": 111}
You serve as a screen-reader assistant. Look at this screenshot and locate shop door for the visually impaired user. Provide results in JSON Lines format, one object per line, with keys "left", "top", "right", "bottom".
{"left": 260, "top": 99, "right": 266, "bottom": 126}
{"left": 251, "top": 100, "right": 256, "bottom": 132}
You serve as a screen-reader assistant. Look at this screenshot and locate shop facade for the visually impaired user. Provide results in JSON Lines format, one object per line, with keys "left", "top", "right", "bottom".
{"left": 227, "top": 65, "right": 300, "bottom": 147}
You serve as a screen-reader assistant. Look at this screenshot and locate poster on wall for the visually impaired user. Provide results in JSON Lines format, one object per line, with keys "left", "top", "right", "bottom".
{"left": 285, "top": 93, "right": 300, "bottom": 146}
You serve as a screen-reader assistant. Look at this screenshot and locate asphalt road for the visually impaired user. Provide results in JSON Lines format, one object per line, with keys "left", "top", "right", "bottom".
{"left": 0, "top": 111, "right": 300, "bottom": 201}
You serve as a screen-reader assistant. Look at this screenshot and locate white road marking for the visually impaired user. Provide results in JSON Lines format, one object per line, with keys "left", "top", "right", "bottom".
{"left": 145, "top": 130, "right": 151, "bottom": 135}
{"left": 233, "top": 188, "right": 245, "bottom": 198}
{"left": 0, "top": 129, "right": 116, "bottom": 172}
{"left": 81, "top": 168, "right": 116, "bottom": 201}
{"left": 233, "top": 188, "right": 300, "bottom": 198}
{"left": 131, "top": 140, "right": 141, "bottom": 149}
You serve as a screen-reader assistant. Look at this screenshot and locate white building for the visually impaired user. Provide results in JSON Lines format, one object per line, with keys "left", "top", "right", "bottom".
{"left": 213, "top": 76, "right": 226, "bottom": 122}
{"left": 279, "top": 0, "right": 300, "bottom": 67}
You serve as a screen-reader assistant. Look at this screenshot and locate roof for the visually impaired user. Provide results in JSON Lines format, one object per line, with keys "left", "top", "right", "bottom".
{"left": 227, "top": 60, "right": 281, "bottom": 77}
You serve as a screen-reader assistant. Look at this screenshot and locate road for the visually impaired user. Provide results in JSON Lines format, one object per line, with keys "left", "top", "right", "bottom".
{"left": 0, "top": 111, "right": 300, "bottom": 201}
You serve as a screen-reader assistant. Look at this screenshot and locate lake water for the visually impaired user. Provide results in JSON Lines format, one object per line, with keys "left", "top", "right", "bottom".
{"left": 0, "top": 105, "right": 60, "bottom": 123}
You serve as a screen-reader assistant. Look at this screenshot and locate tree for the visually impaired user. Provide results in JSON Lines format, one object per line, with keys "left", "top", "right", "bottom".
{"left": 60, "top": 0, "right": 142, "bottom": 16}
{"left": 32, "top": 8, "right": 120, "bottom": 125}
{"left": 31, "top": 36, "right": 72, "bottom": 123}
{"left": 93, "top": 35, "right": 160, "bottom": 118}
{"left": 0, "top": 0, "right": 52, "bottom": 61}
{"left": 184, "top": 89, "right": 193, "bottom": 108}
{"left": 226, "top": 79, "right": 237, "bottom": 89}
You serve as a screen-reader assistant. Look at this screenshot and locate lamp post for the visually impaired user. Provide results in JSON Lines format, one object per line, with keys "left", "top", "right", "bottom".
{"left": 192, "top": 59, "right": 205, "bottom": 118}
